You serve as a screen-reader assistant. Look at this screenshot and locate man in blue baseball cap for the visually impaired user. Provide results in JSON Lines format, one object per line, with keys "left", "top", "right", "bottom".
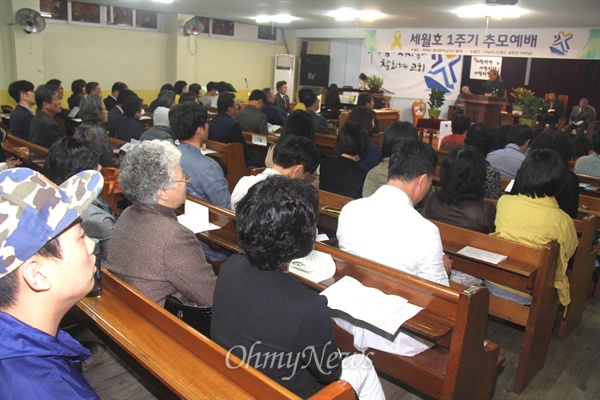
{"left": 0, "top": 167, "right": 103, "bottom": 399}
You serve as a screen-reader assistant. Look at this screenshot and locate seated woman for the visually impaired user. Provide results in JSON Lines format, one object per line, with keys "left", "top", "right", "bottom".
{"left": 363, "top": 121, "right": 418, "bottom": 197}
{"left": 44, "top": 137, "right": 117, "bottom": 263}
{"left": 530, "top": 127, "right": 579, "bottom": 218}
{"left": 74, "top": 94, "right": 114, "bottom": 167}
{"left": 574, "top": 130, "right": 600, "bottom": 177}
{"left": 320, "top": 122, "right": 369, "bottom": 198}
{"left": 423, "top": 145, "right": 496, "bottom": 234}
{"left": 211, "top": 175, "right": 384, "bottom": 399}
{"left": 265, "top": 109, "right": 315, "bottom": 168}
{"left": 489, "top": 149, "right": 578, "bottom": 306}
{"left": 108, "top": 140, "right": 216, "bottom": 307}
{"left": 347, "top": 106, "right": 381, "bottom": 172}
{"left": 464, "top": 122, "right": 502, "bottom": 200}
{"left": 115, "top": 95, "right": 145, "bottom": 142}
{"left": 439, "top": 113, "right": 471, "bottom": 152}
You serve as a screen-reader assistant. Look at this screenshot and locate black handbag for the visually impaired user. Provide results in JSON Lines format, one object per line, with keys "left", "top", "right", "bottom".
{"left": 164, "top": 295, "right": 212, "bottom": 338}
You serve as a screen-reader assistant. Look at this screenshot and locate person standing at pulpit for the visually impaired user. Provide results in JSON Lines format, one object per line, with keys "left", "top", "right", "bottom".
{"left": 481, "top": 68, "right": 505, "bottom": 97}
{"left": 539, "top": 89, "right": 564, "bottom": 127}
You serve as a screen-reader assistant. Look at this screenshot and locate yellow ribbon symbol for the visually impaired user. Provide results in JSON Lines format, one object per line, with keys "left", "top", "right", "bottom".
{"left": 391, "top": 30, "right": 402, "bottom": 51}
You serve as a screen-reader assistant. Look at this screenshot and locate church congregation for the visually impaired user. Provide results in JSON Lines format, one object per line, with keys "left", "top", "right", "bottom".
{"left": 1, "top": 1, "right": 599, "bottom": 399}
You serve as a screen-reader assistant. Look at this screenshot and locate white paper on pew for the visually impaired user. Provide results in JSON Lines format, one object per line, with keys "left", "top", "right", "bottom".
{"left": 177, "top": 200, "right": 220, "bottom": 233}
{"left": 504, "top": 179, "right": 515, "bottom": 192}
{"left": 320, "top": 276, "right": 410, "bottom": 335}
{"left": 437, "top": 120, "right": 452, "bottom": 150}
{"left": 289, "top": 250, "right": 336, "bottom": 284}
{"left": 457, "top": 246, "right": 507, "bottom": 265}
{"left": 201, "top": 148, "right": 217, "bottom": 155}
{"left": 252, "top": 134, "right": 268, "bottom": 146}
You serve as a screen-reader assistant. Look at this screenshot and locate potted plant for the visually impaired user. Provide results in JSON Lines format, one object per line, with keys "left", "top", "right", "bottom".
{"left": 427, "top": 88, "right": 445, "bottom": 119}
{"left": 510, "top": 87, "right": 545, "bottom": 128}
{"left": 366, "top": 74, "right": 384, "bottom": 91}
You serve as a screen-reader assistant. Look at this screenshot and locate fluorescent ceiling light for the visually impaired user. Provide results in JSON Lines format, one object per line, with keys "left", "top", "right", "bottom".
{"left": 328, "top": 8, "right": 386, "bottom": 22}
{"left": 453, "top": 5, "right": 529, "bottom": 19}
{"left": 254, "top": 14, "right": 295, "bottom": 24}
{"left": 151, "top": 0, "right": 174, "bottom": 4}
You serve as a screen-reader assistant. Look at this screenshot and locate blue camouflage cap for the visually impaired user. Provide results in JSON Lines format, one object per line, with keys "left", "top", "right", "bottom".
{"left": 0, "top": 168, "right": 104, "bottom": 278}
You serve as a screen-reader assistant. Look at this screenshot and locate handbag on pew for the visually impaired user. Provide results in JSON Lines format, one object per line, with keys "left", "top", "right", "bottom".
{"left": 164, "top": 295, "right": 212, "bottom": 338}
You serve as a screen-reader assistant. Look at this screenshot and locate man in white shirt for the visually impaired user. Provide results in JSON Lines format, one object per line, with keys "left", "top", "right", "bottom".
{"left": 337, "top": 139, "right": 450, "bottom": 286}
{"left": 231, "top": 136, "right": 319, "bottom": 210}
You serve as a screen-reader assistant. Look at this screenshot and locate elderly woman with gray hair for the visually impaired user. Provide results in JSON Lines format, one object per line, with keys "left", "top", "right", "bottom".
{"left": 108, "top": 140, "right": 216, "bottom": 307}
{"left": 74, "top": 93, "right": 114, "bottom": 166}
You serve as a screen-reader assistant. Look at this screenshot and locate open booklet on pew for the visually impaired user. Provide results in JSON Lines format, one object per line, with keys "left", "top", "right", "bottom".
{"left": 177, "top": 199, "right": 221, "bottom": 233}
{"left": 320, "top": 276, "right": 422, "bottom": 336}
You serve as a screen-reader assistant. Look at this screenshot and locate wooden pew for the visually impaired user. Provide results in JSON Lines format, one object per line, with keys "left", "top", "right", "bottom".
{"left": 318, "top": 190, "right": 353, "bottom": 233}
{"left": 560, "top": 215, "right": 597, "bottom": 339}
{"left": 185, "top": 195, "right": 501, "bottom": 400}
{"left": 201, "top": 140, "right": 248, "bottom": 192}
{"left": 241, "top": 130, "right": 339, "bottom": 158}
{"left": 577, "top": 173, "right": 600, "bottom": 198}
{"left": 429, "top": 220, "right": 560, "bottom": 393}
{"left": 2, "top": 133, "right": 49, "bottom": 170}
{"left": 75, "top": 269, "right": 355, "bottom": 400}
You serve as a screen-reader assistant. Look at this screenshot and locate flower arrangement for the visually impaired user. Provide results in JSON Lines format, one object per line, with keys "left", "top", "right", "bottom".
{"left": 510, "top": 87, "right": 546, "bottom": 120}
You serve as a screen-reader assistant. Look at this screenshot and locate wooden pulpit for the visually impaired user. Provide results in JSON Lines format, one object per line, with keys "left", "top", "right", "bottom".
{"left": 459, "top": 93, "right": 508, "bottom": 128}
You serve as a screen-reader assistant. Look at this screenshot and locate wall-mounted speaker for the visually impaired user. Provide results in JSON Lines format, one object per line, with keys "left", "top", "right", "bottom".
{"left": 300, "top": 55, "right": 330, "bottom": 87}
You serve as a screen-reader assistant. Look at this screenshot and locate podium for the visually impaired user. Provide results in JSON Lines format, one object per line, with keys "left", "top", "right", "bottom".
{"left": 459, "top": 94, "right": 508, "bottom": 128}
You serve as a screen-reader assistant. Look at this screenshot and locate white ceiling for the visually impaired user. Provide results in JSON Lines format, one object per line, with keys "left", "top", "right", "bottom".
{"left": 69, "top": 0, "right": 600, "bottom": 31}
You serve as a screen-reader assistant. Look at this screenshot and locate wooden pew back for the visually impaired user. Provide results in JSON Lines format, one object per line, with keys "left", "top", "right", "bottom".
{"left": 560, "top": 215, "right": 597, "bottom": 339}
{"left": 185, "top": 195, "right": 501, "bottom": 399}
{"left": 430, "top": 220, "right": 560, "bottom": 393}
{"left": 2, "top": 134, "right": 49, "bottom": 169}
{"left": 204, "top": 140, "right": 248, "bottom": 192}
{"left": 75, "top": 269, "right": 355, "bottom": 400}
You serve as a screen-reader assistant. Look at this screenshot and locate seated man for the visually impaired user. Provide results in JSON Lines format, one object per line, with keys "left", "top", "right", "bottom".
{"left": 565, "top": 98, "right": 595, "bottom": 135}
{"left": 29, "top": 84, "right": 64, "bottom": 148}
{"left": 303, "top": 91, "right": 329, "bottom": 134}
{"left": 209, "top": 92, "right": 263, "bottom": 167}
{"left": 486, "top": 123, "right": 532, "bottom": 180}
{"left": 574, "top": 130, "right": 600, "bottom": 177}
{"left": 6, "top": 80, "right": 35, "bottom": 140}
{"left": 274, "top": 80, "right": 290, "bottom": 116}
{"left": 337, "top": 140, "right": 450, "bottom": 286}
{"left": 199, "top": 81, "right": 217, "bottom": 107}
{"left": 104, "top": 82, "right": 127, "bottom": 112}
{"left": 211, "top": 175, "right": 384, "bottom": 399}
{"left": 172, "top": 102, "right": 231, "bottom": 209}
{"left": 0, "top": 167, "right": 103, "bottom": 399}
{"left": 236, "top": 89, "right": 268, "bottom": 134}
{"left": 46, "top": 79, "right": 74, "bottom": 137}
{"left": 231, "top": 135, "right": 319, "bottom": 209}
{"left": 260, "top": 88, "right": 285, "bottom": 127}
{"left": 539, "top": 89, "right": 564, "bottom": 127}
{"left": 85, "top": 82, "right": 102, "bottom": 97}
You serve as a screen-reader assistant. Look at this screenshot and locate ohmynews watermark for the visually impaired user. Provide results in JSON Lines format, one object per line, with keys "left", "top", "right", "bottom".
{"left": 225, "top": 341, "right": 375, "bottom": 380}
